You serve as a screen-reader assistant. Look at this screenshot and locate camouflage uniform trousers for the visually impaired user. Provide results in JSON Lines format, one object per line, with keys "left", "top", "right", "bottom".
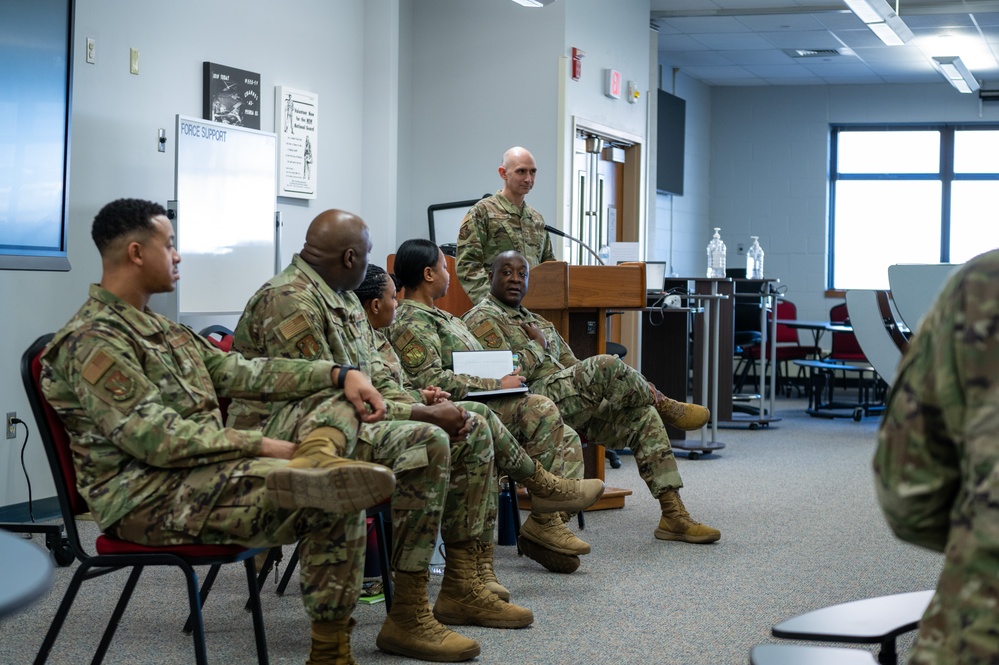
{"left": 110, "top": 456, "right": 365, "bottom": 624}
{"left": 480, "top": 393, "right": 584, "bottom": 481}
{"left": 533, "top": 354, "right": 683, "bottom": 497}
{"left": 352, "top": 415, "right": 493, "bottom": 572}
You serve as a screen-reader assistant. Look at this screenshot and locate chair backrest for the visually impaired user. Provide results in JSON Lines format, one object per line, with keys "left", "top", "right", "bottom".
{"left": 828, "top": 302, "right": 868, "bottom": 361}
{"left": 200, "top": 324, "right": 234, "bottom": 352}
{"left": 386, "top": 252, "right": 474, "bottom": 317}
{"left": 774, "top": 300, "right": 800, "bottom": 345}
{"left": 21, "top": 333, "right": 89, "bottom": 560}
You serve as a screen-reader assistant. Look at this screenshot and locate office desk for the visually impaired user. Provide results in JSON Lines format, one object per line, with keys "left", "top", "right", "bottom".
{"left": 0, "top": 530, "right": 54, "bottom": 618}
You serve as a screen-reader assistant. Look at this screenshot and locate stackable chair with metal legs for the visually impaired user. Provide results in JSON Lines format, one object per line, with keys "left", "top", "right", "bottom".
{"left": 23, "top": 333, "right": 270, "bottom": 665}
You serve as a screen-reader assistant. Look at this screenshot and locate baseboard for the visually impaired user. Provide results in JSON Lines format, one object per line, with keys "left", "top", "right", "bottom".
{"left": 0, "top": 496, "right": 60, "bottom": 523}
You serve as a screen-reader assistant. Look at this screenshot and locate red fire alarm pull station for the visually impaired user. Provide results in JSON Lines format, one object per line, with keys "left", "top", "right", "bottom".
{"left": 571, "top": 47, "right": 585, "bottom": 81}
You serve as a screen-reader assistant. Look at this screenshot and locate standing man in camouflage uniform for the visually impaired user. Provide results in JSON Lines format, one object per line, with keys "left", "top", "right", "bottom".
{"left": 41, "top": 198, "right": 396, "bottom": 665}
{"left": 389, "top": 239, "right": 593, "bottom": 574}
{"left": 233, "top": 211, "right": 598, "bottom": 661}
{"left": 874, "top": 250, "right": 999, "bottom": 665}
{"left": 455, "top": 146, "right": 555, "bottom": 303}
{"left": 463, "top": 251, "right": 721, "bottom": 545}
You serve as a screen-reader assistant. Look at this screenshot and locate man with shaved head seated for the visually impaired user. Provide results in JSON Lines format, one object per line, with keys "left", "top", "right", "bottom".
{"left": 233, "top": 210, "right": 597, "bottom": 663}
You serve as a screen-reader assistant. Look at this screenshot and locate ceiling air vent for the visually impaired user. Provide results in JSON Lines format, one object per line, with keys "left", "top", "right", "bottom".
{"left": 784, "top": 48, "right": 852, "bottom": 58}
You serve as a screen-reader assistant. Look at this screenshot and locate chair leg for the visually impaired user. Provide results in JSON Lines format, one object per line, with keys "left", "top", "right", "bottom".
{"left": 179, "top": 562, "right": 210, "bottom": 665}
{"left": 577, "top": 510, "right": 585, "bottom": 530}
{"left": 91, "top": 566, "right": 144, "bottom": 665}
{"left": 276, "top": 544, "right": 300, "bottom": 596}
{"left": 509, "top": 478, "right": 523, "bottom": 556}
{"left": 372, "top": 512, "right": 393, "bottom": 613}
{"left": 242, "top": 558, "right": 270, "bottom": 665}
{"left": 183, "top": 563, "right": 222, "bottom": 635}
{"left": 34, "top": 563, "right": 97, "bottom": 664}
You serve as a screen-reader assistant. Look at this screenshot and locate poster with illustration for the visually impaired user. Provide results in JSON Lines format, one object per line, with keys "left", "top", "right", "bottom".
{"left": 203, "top": 62, "right": 261, "bottom": 130}
{"left": 275, "top": 86, "right": 318, "bottom": 199}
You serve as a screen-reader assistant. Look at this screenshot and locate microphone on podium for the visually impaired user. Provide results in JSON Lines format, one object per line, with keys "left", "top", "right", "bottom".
{"left": 544, "top": 225, "right": 605, "bottom": 265}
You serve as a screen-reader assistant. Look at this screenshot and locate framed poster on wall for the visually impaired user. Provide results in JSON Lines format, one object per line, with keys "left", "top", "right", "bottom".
{"left": 203, "top": 62, "right": 261, "bottom": 129}
{"left": 275, "top": 86, "right": 318, "bottom": 199}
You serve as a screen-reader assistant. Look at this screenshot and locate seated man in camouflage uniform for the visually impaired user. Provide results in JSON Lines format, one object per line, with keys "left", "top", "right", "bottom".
{"left": 388, "top": 239, "right": 594, "bottom": 574}
{"left": 874, "top": 249, "right": 999, "bottom": 665}
{"left": 462, "top": 250, "right": 721, "bottom": 545}
{"left": 232, "top": 210, "right": 602, "bottom": 661}
{"left": 41, "top": 198, "right": 395, "bottom": 665}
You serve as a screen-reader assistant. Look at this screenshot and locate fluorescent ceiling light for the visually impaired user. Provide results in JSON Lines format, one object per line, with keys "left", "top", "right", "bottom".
{"left": 933, "top": 55, "right": 980, "bottom": 93}
{"left": 511, "top": 0, "right": 557, "bottom": 6}
{"left": 843, "top": 0, "right": 914, "bottom": 46}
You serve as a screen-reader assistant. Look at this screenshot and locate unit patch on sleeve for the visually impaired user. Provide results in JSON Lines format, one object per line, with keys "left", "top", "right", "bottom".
{"left": 472, "top": 321, "right": 502, "bottom": 349}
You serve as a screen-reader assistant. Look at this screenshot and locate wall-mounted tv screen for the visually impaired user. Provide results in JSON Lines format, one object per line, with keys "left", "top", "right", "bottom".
{"left": 657, "top": 89, "right": 685, "bottom": 196}
{"left": 0, "top": 0, "right": 74, "bottom": 271}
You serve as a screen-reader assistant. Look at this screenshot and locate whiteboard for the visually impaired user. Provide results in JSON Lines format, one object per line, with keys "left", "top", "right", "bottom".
{"left": 175, "top": 115, "right": 277, "bottom": 314}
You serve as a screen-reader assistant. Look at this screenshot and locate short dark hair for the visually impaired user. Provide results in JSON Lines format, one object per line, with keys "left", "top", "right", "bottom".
{"left": 92, "top": 198, "right": 167, "bottom": 255}
{"left": 393, "top": 239, "right": 440, "bottom": 290}
{"left": 354, "top": 264, "right": 389, "bottom": 306}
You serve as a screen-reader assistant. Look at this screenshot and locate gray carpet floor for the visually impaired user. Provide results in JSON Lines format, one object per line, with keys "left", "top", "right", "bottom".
{"left": 0, "top": 396, "right": 944, "bottom": 664}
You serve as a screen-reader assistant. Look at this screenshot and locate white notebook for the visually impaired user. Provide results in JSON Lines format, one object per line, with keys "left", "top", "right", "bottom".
{"left": 451, "top": 350, "right": 528, "bottom": 399}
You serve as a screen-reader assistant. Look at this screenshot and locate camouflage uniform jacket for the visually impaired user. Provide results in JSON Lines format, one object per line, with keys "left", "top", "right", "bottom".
{"left": 462, "top": 294, "right": 577, "bottom": 384}
{"left": 387, "top": 300, "right": 503, "bottom": 398}
{"left": 231, "top": 254, "right": 415, "bottom": 424}
{"left": 874, "top": 249, "right": 999, "bottom": 663}
{"left": 41, "top": 284, "right": 338, "bottom": 532}
{"left": 455, "top": 190, "right": 555, "bottom": 303}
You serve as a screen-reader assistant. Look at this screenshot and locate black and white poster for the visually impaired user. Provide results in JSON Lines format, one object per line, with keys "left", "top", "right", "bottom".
{"left": 203, "top": 62, "right": 261, "bottom": 130}
{"left": 275, "top": 86, "right": 318, "bottom": 199}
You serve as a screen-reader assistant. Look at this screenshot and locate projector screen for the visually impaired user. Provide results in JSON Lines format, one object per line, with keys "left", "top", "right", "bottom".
{"left": 0, "top": 0, "right": 74, "bottom": 271}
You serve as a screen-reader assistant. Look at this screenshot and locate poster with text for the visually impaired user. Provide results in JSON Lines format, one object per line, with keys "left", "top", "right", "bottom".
{"left": 202, "top": 62, "right": 261, "bottom": 130}
{"left": 275, "top": 86, "right": 318, "bottom": 199}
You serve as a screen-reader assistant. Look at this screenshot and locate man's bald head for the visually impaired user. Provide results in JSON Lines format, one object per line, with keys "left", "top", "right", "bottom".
{"left": 498, "top": 147, "right": 537, "bottom": 206}
{"left": 300, "top": 209, "right": 372, "bottom": 291}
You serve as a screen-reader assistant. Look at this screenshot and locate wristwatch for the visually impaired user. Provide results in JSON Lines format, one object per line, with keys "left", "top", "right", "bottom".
{"left": 336, "top": 365, "right": 359, "bottom": 389}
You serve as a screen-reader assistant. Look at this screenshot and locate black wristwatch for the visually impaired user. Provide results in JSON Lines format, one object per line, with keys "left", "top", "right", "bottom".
{"left": 336, "top": 365, "right": 359, "bottom": 389}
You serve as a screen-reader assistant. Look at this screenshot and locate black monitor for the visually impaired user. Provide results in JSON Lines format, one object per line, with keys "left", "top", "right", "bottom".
{"left": 0, "top": 0, "right": 74, "bottom": 271}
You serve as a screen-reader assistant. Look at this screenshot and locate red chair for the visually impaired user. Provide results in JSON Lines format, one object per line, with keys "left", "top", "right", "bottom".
{"left": 736, "top": 300, "right": 820, "bottom": 396}
{"left": 22, "top": 333, "right": 269, "bottom": 665}
{"left": 828, "top": 303, "right": 867, "bottom": 362}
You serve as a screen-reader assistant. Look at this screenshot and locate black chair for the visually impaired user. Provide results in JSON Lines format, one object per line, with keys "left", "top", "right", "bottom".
{"left": 22, "top": 333, "right": 269, "bottom": 665}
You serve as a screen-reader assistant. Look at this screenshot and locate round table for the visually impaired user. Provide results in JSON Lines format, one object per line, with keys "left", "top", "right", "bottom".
{"left": 0, "top": 529, "right": 54, "bottom": 618}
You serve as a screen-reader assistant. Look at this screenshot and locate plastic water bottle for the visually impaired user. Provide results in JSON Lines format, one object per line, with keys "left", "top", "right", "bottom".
{"left": 706, "top": 227, "right": 727, "bottom": 278}
{"left": 746, "top": 236, "right": 765, "bottom": 279}
{"left": 598, "top": 244, "right": 610, "bottom": 266}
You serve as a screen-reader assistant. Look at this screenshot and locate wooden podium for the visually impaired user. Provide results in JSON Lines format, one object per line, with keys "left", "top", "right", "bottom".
{"left": 523, "top": 261, "right": 646, "bottom": 358}
{"left": 522, "top": 261, "right": 646, "bottom": 510}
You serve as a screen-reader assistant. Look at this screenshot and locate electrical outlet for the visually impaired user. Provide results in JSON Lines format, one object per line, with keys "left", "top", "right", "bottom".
{"left": 6, "top": 412, "right": 16, "bottom": 440}
{"left": 130, "top": 47, "right": 139, "bottom": 75}
{"left": 586, "top": 320, "right": 597, "bottom": 334}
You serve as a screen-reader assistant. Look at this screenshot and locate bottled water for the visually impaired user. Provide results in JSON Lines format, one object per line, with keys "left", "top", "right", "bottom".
{"left": 598, "top": 244, "right": 610, "bottom": 265}
{"left": 746, "top": 236, "right": 765, "bottom": 279}
{"left": 706, "top": 227, "right": 727, "bottom": 278}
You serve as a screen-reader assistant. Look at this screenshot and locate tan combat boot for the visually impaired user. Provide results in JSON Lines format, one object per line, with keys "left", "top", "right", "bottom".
{"left": 655, "top": 489, "right": 721, "bottom": 543}
{"left": 477, "top": 541, "right": 510, "bottom": 601}
{"left": 376, "top": 570, "right": 480, "bottom": 662}
{"left": 517, "top": 465, "right": 605, "bottom": 514}
{"left": 308, "top": 617, "right": 357, "bottom": 665}
{"left": 520, "top": 512, "right": 591, "bottom": 555}
{"left": 516, "top": 536, "right": 580, "bottom": 574}
{"left": 655, "top": 392, "right": 710, "bottom": 431}
{"left": 265, "top": 427, "right": 396, "bottom": 513}
{"left": 433, "top": 541, "right": 533, "bottom": 629}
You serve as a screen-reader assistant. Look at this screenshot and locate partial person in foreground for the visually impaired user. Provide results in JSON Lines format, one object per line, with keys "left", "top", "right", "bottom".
{"left": 874, "top": 250, "right": 999, "bottom": 665}
{"left": 463, "top": 250, "right": 720, "bottom": 545}
{"left": 41, "top": 198, "right": 394, "bottom": 665}
{"left": 455, "top": 146, "right": 555, "bottom": 303}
